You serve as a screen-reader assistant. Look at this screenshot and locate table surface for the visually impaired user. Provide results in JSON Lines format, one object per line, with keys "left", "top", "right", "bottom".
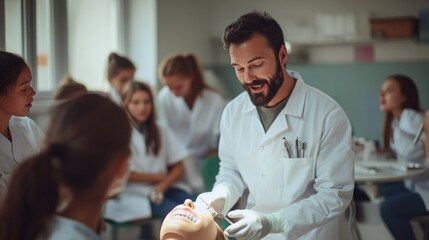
{"left": 355, "top": 159, "right": 428, "bottom": 183}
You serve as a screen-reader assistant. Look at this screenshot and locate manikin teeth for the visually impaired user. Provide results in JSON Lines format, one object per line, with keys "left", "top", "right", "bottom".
{"left": 172, "top": 211, "right": 198, "bottom": 223}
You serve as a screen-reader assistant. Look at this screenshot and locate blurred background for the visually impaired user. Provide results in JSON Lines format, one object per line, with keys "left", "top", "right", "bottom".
{"left": 1, "top": 0, "right": 428, "bottom": 145}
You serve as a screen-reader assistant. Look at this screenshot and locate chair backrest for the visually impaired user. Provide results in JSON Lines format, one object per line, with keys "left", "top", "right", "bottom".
{"left": 202, "top": 155, "right": 220, "bottom": 192}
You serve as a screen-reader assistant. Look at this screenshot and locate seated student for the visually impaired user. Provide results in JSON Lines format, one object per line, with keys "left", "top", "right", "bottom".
{"left": 157, "top": 53, "right": 226, "bottom": 194}
{"left": 160, "top": 199, "right": 227, "bottom": 240}
{"left": 53, "top": 74, "right": 88, "bottom": 100}
{"left": 378, "top": 74, "right": 428, "bottom": 240}
{"left": 0, "top": 94, "right": 132, "bottom": 240}
{"left": 105, "top": 81, "right": 194, "bottom": 223}
{"left": 0, "top": 51, "right": 44, "bottom": 205}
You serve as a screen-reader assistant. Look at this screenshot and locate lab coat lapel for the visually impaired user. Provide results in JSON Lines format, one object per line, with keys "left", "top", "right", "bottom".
{"left": 259, "top": 71, "right": 307, "bottom": 146}
{"left": 9, "top": 121, "right": 23, "bottom": 163}
{"left": 259, "top": 112, "right": 288, "bottom": 146}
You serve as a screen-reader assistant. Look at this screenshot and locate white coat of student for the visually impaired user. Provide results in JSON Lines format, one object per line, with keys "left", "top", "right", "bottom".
{"left": 0, "top": 51, "right": 44, "bottom": 204}
{"left": 106, "top": 52, "right": 136, "bottom": 105}
{"left": 196, "top": 11, "right": 354, "bottom": 240}
{"left": 158, "top": 53, "right": 226, "bottom": 193}
{"left": 104, "top": 81, "right": 194, "bottom": 222}
{"left": 0, "top": 94, "right": 132, "bottom": 240}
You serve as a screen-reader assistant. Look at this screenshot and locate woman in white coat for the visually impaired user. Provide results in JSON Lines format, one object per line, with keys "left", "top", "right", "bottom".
{"left": 106, "top": 52, "right": 135, "bottom": 105}
{"left": 0, "top": 51, "right": 44, "bottom": 204}
{"left": 379, "top": 74, "right": 428, "bottom": 240}
{"left": 158, "top": 53, "right": 225, "bottom": 193}
{"left": 105, "top": 81, "right": 194, "bottom": 224}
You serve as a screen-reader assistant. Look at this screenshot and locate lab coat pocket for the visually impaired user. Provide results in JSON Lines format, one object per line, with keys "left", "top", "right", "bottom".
{"left": 280, "top": 157, "right": 314, "bottom": 203}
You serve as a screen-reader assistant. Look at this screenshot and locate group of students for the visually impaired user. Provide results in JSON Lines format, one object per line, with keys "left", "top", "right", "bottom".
{"left": 0, "top": 10, "right": 429, "bottom": 240}
{"left": 0, "top": 50, "right": 225, "bottom": 239}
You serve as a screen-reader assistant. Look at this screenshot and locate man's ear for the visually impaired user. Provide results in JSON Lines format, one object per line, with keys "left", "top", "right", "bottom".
{"left": 278, "top": 45, "right": 288, "bottom": 67}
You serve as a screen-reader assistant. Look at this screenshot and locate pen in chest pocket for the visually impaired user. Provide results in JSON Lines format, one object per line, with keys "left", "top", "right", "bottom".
{"left": 282, "top": 137, "right": 292, "bottom": 158}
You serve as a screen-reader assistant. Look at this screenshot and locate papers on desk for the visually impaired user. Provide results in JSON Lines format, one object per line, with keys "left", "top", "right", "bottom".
{"left": 355, "top": 163, "right": 408, "bottom": 175}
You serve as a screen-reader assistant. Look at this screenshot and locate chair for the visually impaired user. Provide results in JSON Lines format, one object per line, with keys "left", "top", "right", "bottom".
{"left": 202, "top": 155, "right": 221, "bottom": 192}
{"left": 411, "top": 216, "right": 429, "bottom": 240}
{"left": 202, "top": 155, "right": 234, "bottom": 240}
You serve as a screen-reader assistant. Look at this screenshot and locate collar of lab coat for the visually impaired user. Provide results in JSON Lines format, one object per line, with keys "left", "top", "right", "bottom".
{"left": 242, "top": 70, "right": 307, "bottom": 118}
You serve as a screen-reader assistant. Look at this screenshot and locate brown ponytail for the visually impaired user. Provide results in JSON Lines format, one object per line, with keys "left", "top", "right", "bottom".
{"left": 0, "top": 94, "right": 132, "bottom": 240}
{"left": 0, "top": 149, "right": 60, "bottom": 240}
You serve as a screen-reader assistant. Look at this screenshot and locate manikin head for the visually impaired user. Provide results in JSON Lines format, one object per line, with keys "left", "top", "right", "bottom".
{"left": 160, "top": 199, "right": 226, "bottom": 240}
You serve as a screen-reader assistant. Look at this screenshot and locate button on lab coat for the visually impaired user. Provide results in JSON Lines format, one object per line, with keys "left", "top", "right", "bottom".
{"left": 214, "top": 71, "right": 354, "bottom": 240}
{"left": 0, "top": 116, "right": 44, "bottom": 203}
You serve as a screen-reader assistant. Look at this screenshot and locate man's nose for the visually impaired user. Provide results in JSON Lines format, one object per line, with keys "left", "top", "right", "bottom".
{"left": 244, "top": 69, "right": 256, "bottom": 84}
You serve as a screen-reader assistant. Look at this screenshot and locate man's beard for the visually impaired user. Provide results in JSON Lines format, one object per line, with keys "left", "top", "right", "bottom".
{"left": 242, "top": 61, "right": 284, "bottom": 107}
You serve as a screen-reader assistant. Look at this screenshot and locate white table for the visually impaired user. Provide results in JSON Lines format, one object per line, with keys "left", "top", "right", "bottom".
{"left": 355, "top": 159, "right": 428, "bottom": 201}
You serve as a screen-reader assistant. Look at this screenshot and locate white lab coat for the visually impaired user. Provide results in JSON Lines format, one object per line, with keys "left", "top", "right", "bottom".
{"left": 390, "top": 108, "right": 429, "bottom": 209}
{"left": 157, "top": 87, "right": 225, "bottom": 192}
{"left": 108, "top": 90, "right": 122, "bottom": 106}
{"left": 104, "top": 124, "right": 191, "bottom": 222}
{"left": 45, "top": 215, "right": 100, "bottom": 240}
{"left": 0, "top": 116, "right": 44, "bottom": 203}
{"left": 213, "top": 71, "right": 354, "bottom": 240}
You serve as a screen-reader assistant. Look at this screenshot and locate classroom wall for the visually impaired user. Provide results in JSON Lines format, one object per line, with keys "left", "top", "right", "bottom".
{"left": 152, "top": 0, "right": 429, "bottom": 141}
{"left": 207, "top": 61, "right": 429, "bottom": 142}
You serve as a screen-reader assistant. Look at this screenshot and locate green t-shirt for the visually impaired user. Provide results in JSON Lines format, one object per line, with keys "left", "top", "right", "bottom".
{"left": 257, "top": 96, "right": 289, "bottom": 132}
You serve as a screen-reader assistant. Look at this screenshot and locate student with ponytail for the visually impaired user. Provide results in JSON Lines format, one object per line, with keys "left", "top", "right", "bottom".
{"left": 0, "top": 94, "right": 132, "bottom": 240}
{"left": 106, "top": 52, "right": 136, "bottom": 105}
{"left": 158, "top": 53, "right": 226, "bottom": 193}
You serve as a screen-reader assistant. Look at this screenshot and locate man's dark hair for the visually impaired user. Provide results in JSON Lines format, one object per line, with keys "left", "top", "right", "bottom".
{"left": 222, "top": 11, "right": 285, "bottom": 56}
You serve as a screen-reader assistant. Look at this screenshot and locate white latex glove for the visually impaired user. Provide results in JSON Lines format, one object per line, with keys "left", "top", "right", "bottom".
{"left": 196, "top": 191, "right": 226, "bottom": 214}
{"left": 224, "top": 210, "right": 284, "bottom": 240}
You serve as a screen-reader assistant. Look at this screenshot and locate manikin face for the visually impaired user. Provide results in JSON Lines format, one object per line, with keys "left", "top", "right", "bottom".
{"left": 160, "top": 199, "right": 218, "bottom": 240}
{"left": 163, "top": 75, "right": 192, "bottom": 97}
{"left": 110, "top": 68, "right": 135, "bottom": 94}
{"left": 229, "top": 33, "right": 285, "bottom": 107}
{"left": 0, "top": 65, "right": 36, "bottom": 117}
{"left": 379, "top": 78, "right": 406, "bottom": 113}
{"left": 126, "top": 90, "right": 152, "bottom": 123}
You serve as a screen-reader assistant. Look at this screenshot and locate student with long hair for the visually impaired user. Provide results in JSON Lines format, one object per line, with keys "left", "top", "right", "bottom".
{"left": 105, "top": 81, "right": 194, "bottom": 224}
{"left": 106, "top": 52, "right": 136, "bottom": 104}
{"left": 378, "top": 74, "right": 428, "bottom": 240}
{"left": 158, "top": 53, "right": 225, "bottom": 193}
{"left": 0, "top": 94, "right": 131, "bottom": 240}
{"left": 0, "top": 51, "right": 44, "bottom": 204}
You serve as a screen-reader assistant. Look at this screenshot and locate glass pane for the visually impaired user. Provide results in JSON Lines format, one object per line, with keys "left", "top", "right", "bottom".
{"left": 36, "top": 0, "right": 53, "bottom": 92}
{"left": 5, "top": 0, "right": 23, "bottom": 55}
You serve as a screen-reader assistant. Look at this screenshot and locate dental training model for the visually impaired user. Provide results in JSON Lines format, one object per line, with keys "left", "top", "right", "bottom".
{"left": 160, "top": 199, "right": 226, "bottom": 240}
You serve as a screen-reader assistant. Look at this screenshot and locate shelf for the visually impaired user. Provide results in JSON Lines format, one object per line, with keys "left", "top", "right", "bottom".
{"left": 290, "top": 37, "right": 418, "bottom": 48}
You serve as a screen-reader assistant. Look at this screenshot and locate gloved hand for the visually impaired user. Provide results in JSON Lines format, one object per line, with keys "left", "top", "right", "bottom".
{"left": 224, "top": 210, "right": 284, "bottom": 240}
{"left": 196, "top": 190, "right": 227, "bottom": 215}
